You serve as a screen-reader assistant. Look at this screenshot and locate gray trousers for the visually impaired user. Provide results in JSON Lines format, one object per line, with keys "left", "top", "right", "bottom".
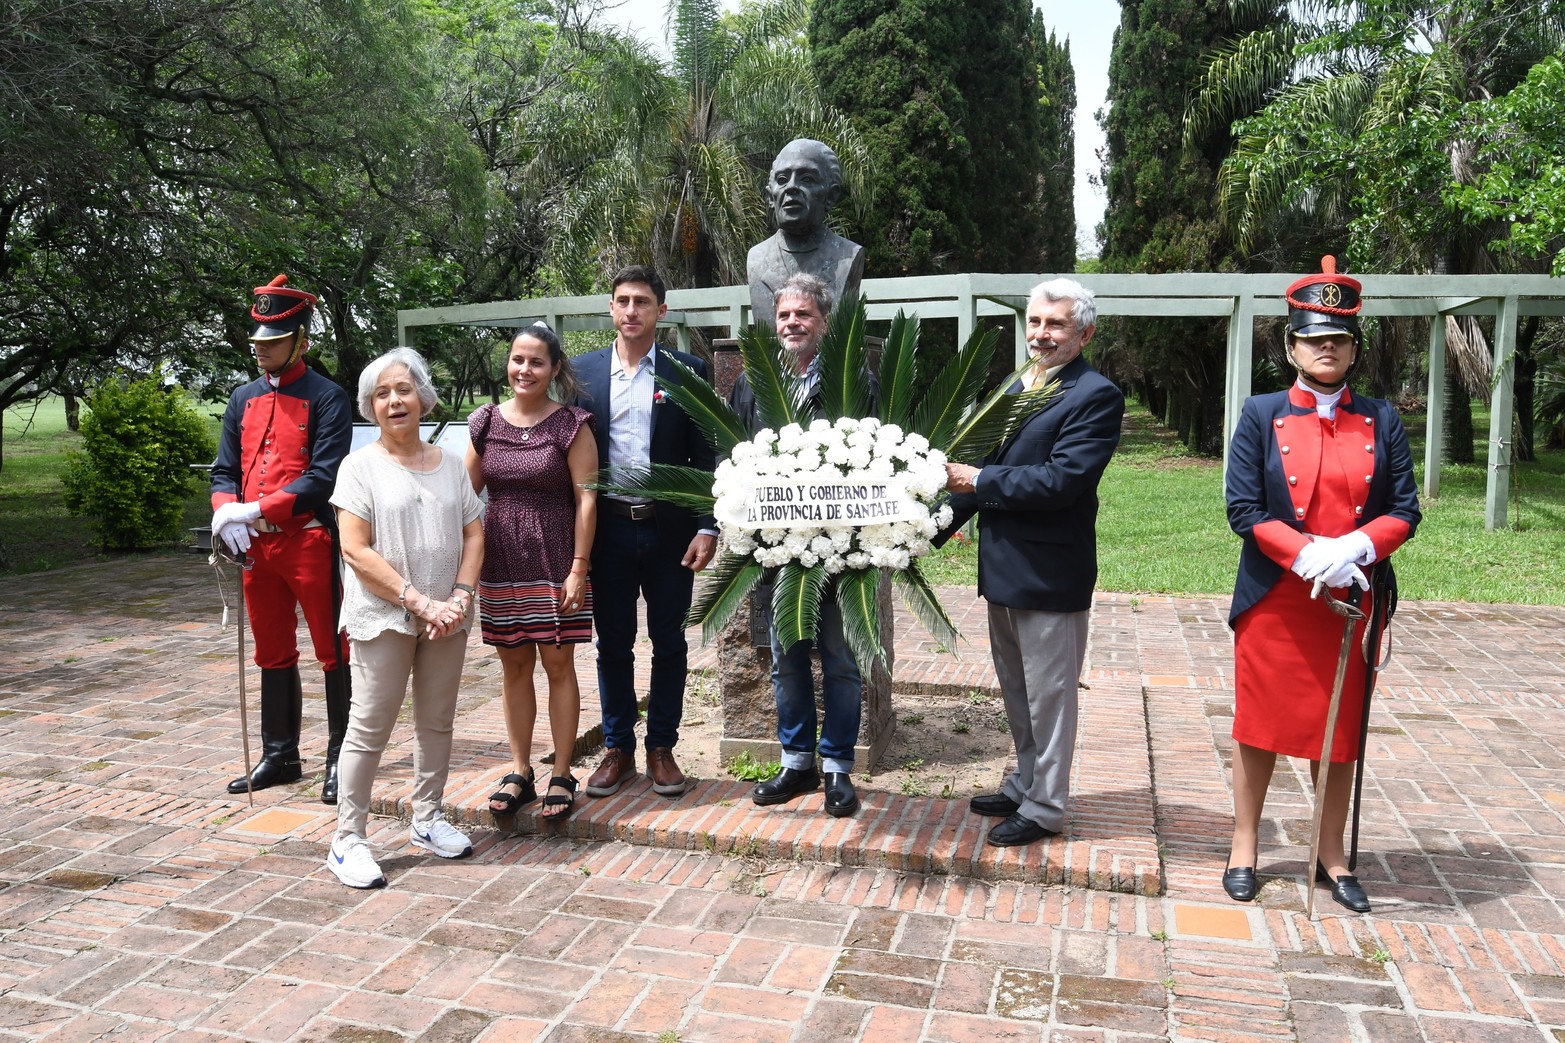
{"left": 987, "top": 604, "right": 1090, "bottom": 832}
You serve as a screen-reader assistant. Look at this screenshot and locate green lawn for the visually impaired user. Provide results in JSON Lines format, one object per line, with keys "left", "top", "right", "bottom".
{"left": 6, "top": 395, "right": 1564, "bottom": 604}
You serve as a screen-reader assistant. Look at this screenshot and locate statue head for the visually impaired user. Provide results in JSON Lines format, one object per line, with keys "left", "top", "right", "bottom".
{"left": 767, "top": 139, "right": 844, "bottom": 237}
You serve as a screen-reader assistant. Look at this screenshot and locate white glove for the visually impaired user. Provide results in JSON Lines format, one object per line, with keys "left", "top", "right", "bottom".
{"left": 1290, "top": 540, "right": 1334, "bottom": 581}
{"left": 1315, "top": 560, "right": 1369, "bottom": 594}
{"left": 212, "top": 501, "right": 262, "bottom": 556}
{"left": 1337, "top": 529, "right": 1376, "bottom": 566}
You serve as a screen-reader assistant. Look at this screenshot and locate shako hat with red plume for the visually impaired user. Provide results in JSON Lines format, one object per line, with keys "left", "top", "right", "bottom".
{"left": 250, "top": 274, "right": 317, "bottom": 341}
{"left": 1285, "top": 256, "right": 1362, "bottom": 339}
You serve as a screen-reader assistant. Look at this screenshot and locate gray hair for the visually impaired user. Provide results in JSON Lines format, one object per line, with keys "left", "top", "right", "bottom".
{"left": 357, "top": 346, "right": 439, "bottom": 421}
{"left": 1028, "top": 278, "right": 1097, "bottom": 331}
{"left": 775, "top": 272, "right": 835, "bottom": 319}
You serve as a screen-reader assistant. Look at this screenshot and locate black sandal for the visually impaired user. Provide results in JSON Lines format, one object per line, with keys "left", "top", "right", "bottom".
{"left": 541, "top": 775, "right": 577, "bottom": 820}
{"left": 489, "top": 770, "right": 536, "bottom": 816}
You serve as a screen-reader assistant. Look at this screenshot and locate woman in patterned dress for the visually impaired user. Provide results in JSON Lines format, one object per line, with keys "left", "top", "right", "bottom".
{"left": 466, "top": 323, "right": 597, "bottom": 819}
{"left": 1222, "top": 258, "right": 1420, "bottom": 913}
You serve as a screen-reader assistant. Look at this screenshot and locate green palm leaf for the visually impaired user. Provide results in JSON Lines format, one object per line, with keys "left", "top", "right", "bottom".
{"left": 655, "top": 353, "right": 750, "bottom": 458}
{"left": 591, "top": 464, "right": 716, "bottom": 513}
{"left": 834, "top": 567, "right": 886, "bottom": 674}
{"left": 876, "top": 310, "right": 920, "bottom": 429}
{"left": 893, "top": 563, "right": 959, "bottom": 655}
{"left": 738, "top": 321, "right": 803, "bottom": 432}
{"left": 910, "top": 325, "right": 1000, "bottom": 454}
{"left": 944, "top": 361, "right": 1059, "bottom": 463}
{"left": 770, "top": 559, "right": 825, "bottom": 652}
{"left": 686, "top": 551, "right": 764, "bottom": 643}
{"left": 816, "top": 294, "right": 871, "bottom": 421}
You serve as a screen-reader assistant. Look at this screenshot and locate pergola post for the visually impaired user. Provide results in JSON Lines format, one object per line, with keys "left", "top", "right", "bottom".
{"left": 1484, "top": 295, "right": 1519, "bottom": 530}
{"left": 1423, "top": 316, "right": 1447, "bottom": 500}
{"left": 1222, "top": 294, "right": 1256, "bottom": 472}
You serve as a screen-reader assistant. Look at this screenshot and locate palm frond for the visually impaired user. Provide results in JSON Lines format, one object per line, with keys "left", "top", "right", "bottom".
{"left": 834, "top": 567, "right": 886, "bottom": 675}
{"left": 686, "top": 551, "right": 764, "bottom": 643}
{"left": 656, "top": 353, "right": 750, "bottom": 458}
{"left": 591, "top": 464, "right": 717, "bottom": 512}
{"left": 816, "top": 294, "right": 871, "bottom": 421}
{"left": 892, "top": 563, "right": 959, "bottom": 655}
{"left": 770, "top": 560, "right": 825, "bottom": 652}
{"left": 876, "top": 310, "right": 920, "bottom": 429}
{"left": 910, "top": 326, "right": 1000, "bottom": 454}
{"left": 1184, "top": 24, "right": 1302, "bottom": 147}
{"left": 738, "top": 320, "right": 803, "bottom": 431}
{"left": 944, "top": 361, "right": 1059, "bottom": 463}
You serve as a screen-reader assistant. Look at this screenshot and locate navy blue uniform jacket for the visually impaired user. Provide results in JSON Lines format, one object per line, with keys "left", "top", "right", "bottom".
{"left": 937, "top": 355, "right": 1124, "bottom": 612}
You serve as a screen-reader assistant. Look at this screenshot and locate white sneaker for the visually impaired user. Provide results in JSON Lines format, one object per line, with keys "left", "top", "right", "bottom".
{"left": 409, "top": 813, "right": 472, "bottom": 859}
{"left": 326, "top": 835, "right": 385, "bottom": 889}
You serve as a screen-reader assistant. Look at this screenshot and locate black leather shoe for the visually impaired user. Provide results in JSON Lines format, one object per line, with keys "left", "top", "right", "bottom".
{"left": 823, "top": 772, "right": 859, "bottom": 817}
{"left": 987, "top": 812, "right": 1055, "bottom": 847}
{"left": 1316, "top": 861, "right": 1370, "bottom": 913}
{"left": 1222, "top": 866, "right": 1258, "bottom": 902}
{"left": 969, "top": 792, "right": 1020, "bottom": 818}
{"left": 752, "top": 766, "right": 820, "bottom": 806}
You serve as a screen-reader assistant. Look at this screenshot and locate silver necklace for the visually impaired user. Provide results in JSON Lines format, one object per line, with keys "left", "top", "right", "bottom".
{"left": 512, "top": 403, "right": 555, "bottom": 443}
{"left": 380, "top": 438, "right": 428, "bottom": 502}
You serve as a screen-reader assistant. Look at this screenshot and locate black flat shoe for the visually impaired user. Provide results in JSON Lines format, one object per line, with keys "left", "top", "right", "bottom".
{"left": 227, "top": 756, "right": 302, "bottom": 795}
{"left": 823, "top": 772, "right": 859, "bottom": 817}
{"left": 969, "top": 792, "right": 1020, "bottom": 818}
{"left": 987, "top": 812, "right": 1056, "bottom": 847}
{"left": 1222, "top": 866, "right": 1258, "bottom": 902}
{"left": 1316, "top": 861, "right": 1371, "bottom": 913}
{"left": 752, "top": 766, "right": 820, "bottom": 806}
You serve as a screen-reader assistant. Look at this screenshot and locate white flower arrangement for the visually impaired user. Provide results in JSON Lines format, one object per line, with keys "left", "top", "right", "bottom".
{"left": 713, "top": 416, "right": 955, "bottom": 576}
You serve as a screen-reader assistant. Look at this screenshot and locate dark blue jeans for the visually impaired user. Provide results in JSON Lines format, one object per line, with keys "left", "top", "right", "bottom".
{"left": 770, "top": 599, "right": 862, "bottom": 773}
{"left": 591, "top": 511, "right": 695, "bottom": 752}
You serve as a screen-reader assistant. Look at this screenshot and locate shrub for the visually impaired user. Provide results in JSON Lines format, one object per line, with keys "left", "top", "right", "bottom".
{"left": 62, "top": 372, "right": 215, "bottom": 550}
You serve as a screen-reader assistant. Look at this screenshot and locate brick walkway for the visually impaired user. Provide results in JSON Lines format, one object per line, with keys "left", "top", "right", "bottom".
{"left": 2, "top": 554, "right": 1564, "bottom": 1040}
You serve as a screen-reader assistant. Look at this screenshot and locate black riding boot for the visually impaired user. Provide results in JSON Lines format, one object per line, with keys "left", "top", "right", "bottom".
{"left": 320, "top": 665, "right": 352, "bottom": 805}
{"left": 227, "top": 666, "right": 304, "bottom": 794}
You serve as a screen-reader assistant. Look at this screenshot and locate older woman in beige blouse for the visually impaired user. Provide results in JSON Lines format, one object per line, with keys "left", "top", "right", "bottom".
{"left": 324, "top": 347, "right": 484, "bottom": 890}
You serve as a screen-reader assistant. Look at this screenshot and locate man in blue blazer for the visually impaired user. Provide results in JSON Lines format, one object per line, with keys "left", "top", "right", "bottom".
{"left": 574, "top": 266, "right": 718, "bottom": 799}
{"left": 938, "top": 278, "right": 1124, "bottom": 846}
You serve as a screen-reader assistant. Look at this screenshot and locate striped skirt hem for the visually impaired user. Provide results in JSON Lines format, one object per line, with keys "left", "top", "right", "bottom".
{"left": 479, "top": 579, "right": 592, "bottom": 647}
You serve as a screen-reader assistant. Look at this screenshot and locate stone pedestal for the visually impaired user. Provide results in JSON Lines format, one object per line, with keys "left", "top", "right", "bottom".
{"left": 717, "top": 573, "right": 896, "bottom": 771}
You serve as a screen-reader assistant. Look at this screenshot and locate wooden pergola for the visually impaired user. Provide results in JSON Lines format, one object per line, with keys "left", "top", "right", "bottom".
{"left": 398, "top": 272, "right": 1565, "bottom": 530}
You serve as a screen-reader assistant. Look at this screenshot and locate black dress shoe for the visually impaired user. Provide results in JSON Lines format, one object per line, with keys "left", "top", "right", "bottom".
{"left": 987, "top": 812, "right": 1055, "bottom": 847}
{"left": 752, "top": 766, "right": 820, "bottom": 806}
{"left": 969, "top": 792, "right": 1020, "bottom": 818}
{"left": 823, "top": 772, "right": 858, "bottom": 817}
{"left": 1222, "top": 866, "right": 1258, "bottom": 902}
{"left": 1316, "top": 861, "right": 1370, "bottom": 913}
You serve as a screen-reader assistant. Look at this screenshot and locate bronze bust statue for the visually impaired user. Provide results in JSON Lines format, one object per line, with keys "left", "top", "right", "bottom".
{"left": 747, "top": 138, "right": 865, "bottom": 324}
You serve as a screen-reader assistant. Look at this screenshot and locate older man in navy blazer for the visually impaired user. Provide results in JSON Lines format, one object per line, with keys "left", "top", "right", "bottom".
{"left": 939, "top": 278, "right": 1123, "bottom": 846}
{"left": 574, "top": 265, "right": 718, "bottom": 800}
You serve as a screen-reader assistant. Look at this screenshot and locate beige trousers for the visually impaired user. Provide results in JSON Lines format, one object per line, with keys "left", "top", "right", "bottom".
{"left": 335, "top": 628, "right": 468, "bottom": 839}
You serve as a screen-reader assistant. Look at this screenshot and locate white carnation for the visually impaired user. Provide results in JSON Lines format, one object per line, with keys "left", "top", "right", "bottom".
{"left": 846, "top": 551, "right": 871, "bottom": 570}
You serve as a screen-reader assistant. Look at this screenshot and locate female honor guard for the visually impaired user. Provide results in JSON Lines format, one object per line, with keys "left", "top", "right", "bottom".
{"left": 210, "top": 275, "right": 354, "bottom": 803}
{"left": 1222, "top": 257, "right": 1421, "bottom": 912}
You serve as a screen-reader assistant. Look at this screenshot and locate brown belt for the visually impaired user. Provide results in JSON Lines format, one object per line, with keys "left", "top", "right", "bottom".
{"left": 605, "top": 499, "right": 656, "bottom": 521}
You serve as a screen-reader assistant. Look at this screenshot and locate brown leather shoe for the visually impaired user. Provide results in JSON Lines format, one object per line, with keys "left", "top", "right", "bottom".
{"left": 585, "top": 748, "right": 637, "bottom": 797}
{"left": 646, "top": 746, "right": 689, "bottom": 797}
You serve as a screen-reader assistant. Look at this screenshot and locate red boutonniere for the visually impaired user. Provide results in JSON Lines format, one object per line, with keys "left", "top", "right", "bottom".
{"left": 653, "top": 390, "right": 667, "bottom": 405}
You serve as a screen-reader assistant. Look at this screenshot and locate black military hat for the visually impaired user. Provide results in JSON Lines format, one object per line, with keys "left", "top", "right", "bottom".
{"left": 251, "top": 274, "right": 317, "bottom": 340}
{"left": 1285, "top": 255, "right": 1362, "bottom": 338}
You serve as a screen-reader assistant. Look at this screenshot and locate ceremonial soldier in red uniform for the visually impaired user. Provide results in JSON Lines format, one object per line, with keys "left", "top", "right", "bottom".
{"left": 211, "top": 275, "right": 354, "bottom": 803}
{"left": 1221, "top": 257, "right": 1421, "bottom": 912}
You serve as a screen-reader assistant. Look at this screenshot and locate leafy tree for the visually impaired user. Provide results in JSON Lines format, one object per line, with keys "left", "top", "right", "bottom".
{"left": 1099, "top": 0, "right": 1281, "bottom": 454}
{"left": 1032, "top": 14, "right": 1078, "bottom": 272}
{"left": 1185, "top": 0, "right": 1565, "bottom": 461}
{"left": 810, "top": 0, "right": 1051, "bottom": 276}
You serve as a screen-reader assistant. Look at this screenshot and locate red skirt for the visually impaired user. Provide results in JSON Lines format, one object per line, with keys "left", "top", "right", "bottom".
{"left": 1232, "top": 575, "right": 1373, "bottom": 763}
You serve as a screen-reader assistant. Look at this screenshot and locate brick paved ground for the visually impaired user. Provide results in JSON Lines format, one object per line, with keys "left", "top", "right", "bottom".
{"left": 2, "top": 553, "right": 1564, "bottom": 1041}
